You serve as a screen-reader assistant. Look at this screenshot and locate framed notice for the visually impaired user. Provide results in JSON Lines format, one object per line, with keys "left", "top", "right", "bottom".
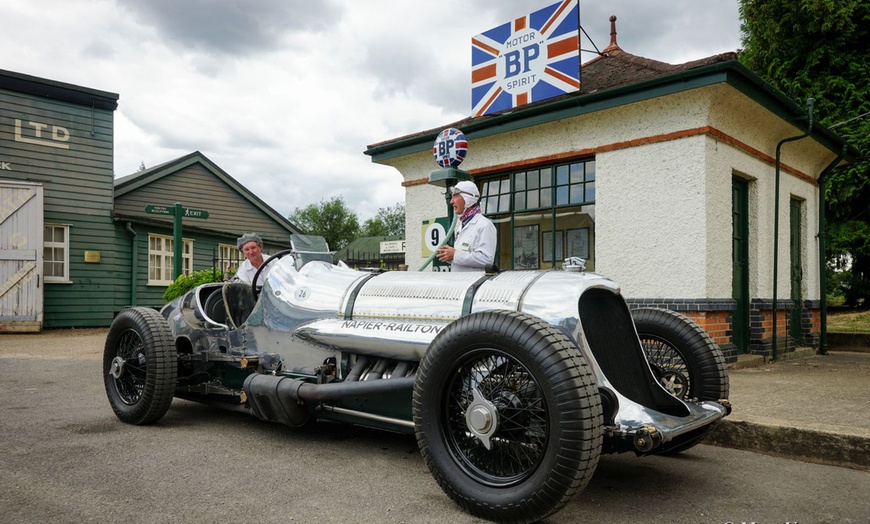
{"left": 513, "top": 224, "right": 539, "bottom": 269}
{"left": 567, "top": 227, "right": 589, "bottom": 259}
{"left": 542, "top": 230, "right": 563, "bottom": 263}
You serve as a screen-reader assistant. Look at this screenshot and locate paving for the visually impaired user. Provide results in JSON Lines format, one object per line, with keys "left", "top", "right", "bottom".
{"left": 1, "top": 328, "right": 868, "bottom": 471}
{"left": 707, "top": 348, "right": 870, "bottom": 470}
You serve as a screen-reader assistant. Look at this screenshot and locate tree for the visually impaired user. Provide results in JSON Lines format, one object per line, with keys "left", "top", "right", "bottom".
{"left": 289, "top": 197, "right": 360, "bottom": 252}
{"left": 361, "top": 202, "right": 405, "bottom": 238}
{"left": 740, "top": 0, "right": 870, "bottom": 305}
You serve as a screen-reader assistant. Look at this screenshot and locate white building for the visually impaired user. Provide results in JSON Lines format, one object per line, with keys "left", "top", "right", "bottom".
{"left": 365, "top": 24, "right": 858, "bottom": 362}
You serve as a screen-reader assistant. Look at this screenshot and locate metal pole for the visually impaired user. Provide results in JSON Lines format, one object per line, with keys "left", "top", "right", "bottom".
{"left": 173, "top": 202, "right": 183, "bottom": 280}
{"left": 817, "top": 146, "right": 846, "bottom": 355}
{"left": 773, "top": 98, "right": 813, "bottom": 360}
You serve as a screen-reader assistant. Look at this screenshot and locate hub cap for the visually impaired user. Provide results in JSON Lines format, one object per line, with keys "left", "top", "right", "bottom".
{"left": 465, "top": 388, "right": 498, "bottom": 449}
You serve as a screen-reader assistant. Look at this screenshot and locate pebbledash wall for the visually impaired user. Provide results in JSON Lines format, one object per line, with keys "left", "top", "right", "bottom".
{"left": 366, "top": 56, "right": 856, "bottom": 362}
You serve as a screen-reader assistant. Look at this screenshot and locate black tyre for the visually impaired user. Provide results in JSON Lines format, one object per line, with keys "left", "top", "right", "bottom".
{"left": 414, "top": 310, "right": 602, "bottom": 524}
{"left": 633, "top": 308, "right": 729, "bottom": 401}
{"left": 634, "top": 308, "right": 729, "bottom": 453}
{"left": 103, "top": 307, "right": 177, "bottom": 425}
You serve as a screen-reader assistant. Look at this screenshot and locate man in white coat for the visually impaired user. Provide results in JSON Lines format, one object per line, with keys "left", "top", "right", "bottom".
{"left": 234, "top": 232, "right": 272, "bottom": 285}
{"left": 436, "top": 180, "right": 497, "bottom": 272}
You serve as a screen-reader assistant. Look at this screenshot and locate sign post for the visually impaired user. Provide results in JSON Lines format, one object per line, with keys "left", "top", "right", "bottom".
{"left": 145, "top": 203, "right": 209, "bottom": 280}
{"left": 425, "top": 128, "right": 473, "bottom": 272}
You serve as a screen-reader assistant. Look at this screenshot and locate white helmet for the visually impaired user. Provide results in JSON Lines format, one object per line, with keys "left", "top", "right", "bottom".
{"left": 451, "top": 180, "right": 480, "bottom": 208}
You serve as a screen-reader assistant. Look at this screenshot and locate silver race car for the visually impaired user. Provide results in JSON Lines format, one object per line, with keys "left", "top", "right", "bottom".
{"left": 104, "top": 235, "right": 729, "bottom": 523}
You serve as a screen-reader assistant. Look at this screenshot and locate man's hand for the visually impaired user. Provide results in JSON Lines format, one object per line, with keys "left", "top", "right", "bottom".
{"left": 436, "top": 245, "right": 455, "bottom": 262}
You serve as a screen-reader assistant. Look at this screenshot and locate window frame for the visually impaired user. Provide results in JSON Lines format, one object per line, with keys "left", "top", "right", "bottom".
{"left": 218, "top": 243, "right": 244, "bottom": 276}
{"left": 147, "top": 233, "right": 193, "bottom": 286}
{"left": 43, "top": 223, "right": 71, "bottom": 284}
{"left": 480, "top": 158, "right": 596, "bottom": 270}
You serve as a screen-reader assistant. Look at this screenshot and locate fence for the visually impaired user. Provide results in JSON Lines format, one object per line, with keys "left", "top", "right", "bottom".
{"left": 340, "top": 251, "right": 406, "bottom": 271}
{"left": 211, "top": 249, "right": 408, "bottom": 275}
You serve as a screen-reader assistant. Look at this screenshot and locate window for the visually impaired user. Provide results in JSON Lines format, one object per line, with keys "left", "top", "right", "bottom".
{"left": 218, "top": 243, "right": 244, "bottom": 276}
{"left": 44, "top": 224, "right": 70, "bottom": 283}
{"left": 480, "top": 158, "right": 596, "bottom": 271}
{"left": 482, "top": 177, "right": 512, "bottom": 215}
{"left": 148, "top": 234, "right": 193, "bottom": 285}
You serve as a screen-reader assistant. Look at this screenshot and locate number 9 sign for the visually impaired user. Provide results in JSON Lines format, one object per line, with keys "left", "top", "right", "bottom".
{"left": 432, "top": 128, "right": 467, "bottom": 168}
{"left": 422, "top": 221, "right": 447, "bottom": 255}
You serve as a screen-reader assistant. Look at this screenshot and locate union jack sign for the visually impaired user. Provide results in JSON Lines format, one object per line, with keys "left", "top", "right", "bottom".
{"left": 471, "top": 0, "right": 580, "bottom": 117}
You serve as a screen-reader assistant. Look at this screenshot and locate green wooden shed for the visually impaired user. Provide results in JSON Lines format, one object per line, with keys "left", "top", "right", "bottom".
{"left": 0, "top": 68, "right": 119, "bottom": 330}
{"left": 112, "top": 151, "right": 302, "bottom": 308}
{"left": 1, "top": 69, "right": 302, "bottom": 330}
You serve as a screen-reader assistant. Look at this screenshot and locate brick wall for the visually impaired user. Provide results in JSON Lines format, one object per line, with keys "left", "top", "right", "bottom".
{"left": 626, "top": 297, "right": 821, "bottom": 363}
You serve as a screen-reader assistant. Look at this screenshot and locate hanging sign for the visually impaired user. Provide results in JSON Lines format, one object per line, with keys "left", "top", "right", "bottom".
{"left": 144, "top": 202, "right": 209, "bottom": 279}
{"left": 471, "top": 0, "right": 580, "bottom": 117}
{"left": 433, "top": 128, "right": 468, "bottom": 168}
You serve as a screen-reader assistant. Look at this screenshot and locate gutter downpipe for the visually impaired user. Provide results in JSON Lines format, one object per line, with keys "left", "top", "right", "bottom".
{"left": 772, "top": 98, "right": 814, "bottom": 361}
{"left": 816, "top": 146, "right": 846, "bottom": 355}
{"left": 124, "top": 221, "right": 138, "bottom": 306}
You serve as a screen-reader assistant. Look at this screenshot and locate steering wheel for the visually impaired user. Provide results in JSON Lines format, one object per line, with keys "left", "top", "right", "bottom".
{"left": 251, "top": 248, "right": 294, "bottom": 300}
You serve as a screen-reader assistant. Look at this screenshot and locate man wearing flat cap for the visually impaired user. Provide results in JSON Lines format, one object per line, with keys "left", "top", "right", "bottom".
{"left": 436, "top": 180, "right": 497, "bottom": 272}
{"left": 234, "top": 233, "right": 272, "bottom": 286}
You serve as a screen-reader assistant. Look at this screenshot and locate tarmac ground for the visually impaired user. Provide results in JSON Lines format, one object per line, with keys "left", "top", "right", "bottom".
{"left": 1, "top": 328, "right": 868, "bottom": 470}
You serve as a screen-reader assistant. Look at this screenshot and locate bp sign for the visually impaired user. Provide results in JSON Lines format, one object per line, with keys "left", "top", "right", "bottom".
{"left": 433, "top": 128, "right": 467, "bottom": 168}
{"left": 471, "top": 0, "right": 580, "bottom": 117}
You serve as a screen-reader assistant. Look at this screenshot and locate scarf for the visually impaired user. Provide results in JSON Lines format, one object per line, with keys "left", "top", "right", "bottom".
{"left": 459, "top": 204, "right": 481, "bottom": 227}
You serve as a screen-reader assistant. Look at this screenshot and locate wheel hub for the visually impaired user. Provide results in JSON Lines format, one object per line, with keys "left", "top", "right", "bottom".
{"left": 660, "top": 370, "right": 688, "bottom": 398}
{"left": 109, "top": 356, "right": 126, "bottom": 379}
{"left": 465, "top": 388, "right": 499, "bottom": 450}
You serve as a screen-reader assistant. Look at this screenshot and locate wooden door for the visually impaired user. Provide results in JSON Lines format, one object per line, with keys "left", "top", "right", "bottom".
{"left": 731, "top": 177, "right": 749, "bottom": 352}
{"left": 790, "top": 198, "right": 803, "bottom": 343}
{"left": 0, "top": 180, "right": 43, "bottom": 332}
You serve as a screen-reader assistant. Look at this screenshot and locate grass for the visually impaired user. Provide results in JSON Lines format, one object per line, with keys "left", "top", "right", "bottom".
{"left": 827, "top": 308, "right": 870, "bottom": 333}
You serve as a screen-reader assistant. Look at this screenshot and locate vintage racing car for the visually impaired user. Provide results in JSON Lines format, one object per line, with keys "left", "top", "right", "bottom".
{"left": 103, "top": 235, "right": 730, "bottom": 523}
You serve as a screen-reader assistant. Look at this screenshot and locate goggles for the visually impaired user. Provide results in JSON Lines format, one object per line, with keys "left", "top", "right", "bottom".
{"left": 451, "top": 187, "right": 477, "bottom": 198}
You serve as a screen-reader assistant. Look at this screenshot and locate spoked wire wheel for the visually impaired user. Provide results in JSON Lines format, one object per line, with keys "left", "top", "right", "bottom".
{"left": 414, "top": 310, "right": 602, "bottom": 524}
{"left": 108, "top": 328, "right": 150, "bottom": 405}
{"left": 633, "top": 308, "right": 729, "bottom": 402}
{"left": 443, "top": 349, "right": 547, "bottom": 486}
{"left": 103, "top": 307, "right": 177, "bottom": 425}
{"left": 640, "top": 335, "right": 691, "bottom": 399}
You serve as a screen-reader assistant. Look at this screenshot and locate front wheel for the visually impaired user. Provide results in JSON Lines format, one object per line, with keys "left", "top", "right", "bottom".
{"left": 414, "top": 310, "right": 602, "bottom": 524}
{"left": 633, "top": 308, "right": 729, "bottom": 402}
{"left": 103, "top": 307, "right": 177, "bottom": 425}
{"left": 634, "top": 308, "right": 729, "bottom": 454}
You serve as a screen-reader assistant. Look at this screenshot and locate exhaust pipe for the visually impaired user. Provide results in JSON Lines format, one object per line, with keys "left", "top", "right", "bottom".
{"left": 243, "top": 373, "right": 415, "bottom": 427}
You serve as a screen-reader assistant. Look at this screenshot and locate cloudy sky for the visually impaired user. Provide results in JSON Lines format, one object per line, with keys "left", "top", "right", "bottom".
{"left": 3, "top": 0, "right": 741, "bottom": 221}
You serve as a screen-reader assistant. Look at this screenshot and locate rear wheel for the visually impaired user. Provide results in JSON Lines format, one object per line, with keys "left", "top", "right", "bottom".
{"left": 103, "top": 307, "right": 177, "bottom": 425}
{"left": 414, "top": 310, "right": 602, "bottom": 524}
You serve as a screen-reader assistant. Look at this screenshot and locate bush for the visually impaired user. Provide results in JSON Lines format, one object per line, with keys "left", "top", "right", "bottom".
{"left": 163, "top": 267, "right": 225, "bottom": 302}
{"left": 826, "top": 268, "right": 848, "bottom": 307}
